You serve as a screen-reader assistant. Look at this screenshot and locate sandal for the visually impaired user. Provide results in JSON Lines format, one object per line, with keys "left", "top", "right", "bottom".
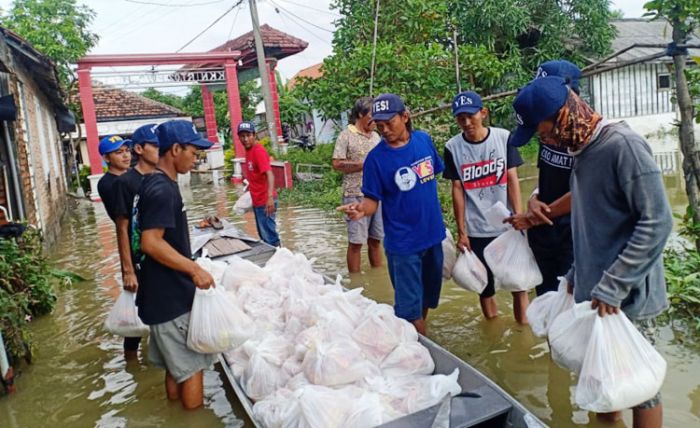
{"left": 207, "top": 215, "right": 224, "bottom": 230}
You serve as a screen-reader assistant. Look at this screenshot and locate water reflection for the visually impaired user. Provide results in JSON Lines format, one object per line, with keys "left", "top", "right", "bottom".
{"left": 1, "top": 166, "right": 698, "bottom": 428}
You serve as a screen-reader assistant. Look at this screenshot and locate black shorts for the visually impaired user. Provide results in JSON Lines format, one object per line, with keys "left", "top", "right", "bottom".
{"left": 469, "top": 236, "right": 497, "bottom": 299}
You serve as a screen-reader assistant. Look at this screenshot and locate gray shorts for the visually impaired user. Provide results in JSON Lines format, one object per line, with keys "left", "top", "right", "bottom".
{"left": 343, "top": 196, "right": 384, "bottom": 244}
{"left": 632, "top": 317, "right": 661, "bottom": 409}
{"left": 148, "top": 312, "right": 216, "bottom": 383}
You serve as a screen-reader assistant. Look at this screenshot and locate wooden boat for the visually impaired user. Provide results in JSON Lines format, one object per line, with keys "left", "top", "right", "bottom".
{"left": 200, "top": 230, "right": 547, "bottom": 428}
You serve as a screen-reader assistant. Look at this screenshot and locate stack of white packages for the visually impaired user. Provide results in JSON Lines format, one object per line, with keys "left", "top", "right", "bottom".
{"left": 197, "top": 248, "right": 461, "bottom": 428}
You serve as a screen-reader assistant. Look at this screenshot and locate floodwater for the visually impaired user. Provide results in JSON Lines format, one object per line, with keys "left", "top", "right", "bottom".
{"left": 1, "top": 166, "right": 698, "bottom": 428}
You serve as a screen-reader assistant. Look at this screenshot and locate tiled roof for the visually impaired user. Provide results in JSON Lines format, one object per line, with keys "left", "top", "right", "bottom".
{"left": 187, "top": 24, "right": 308, "bottom": 71}
{"left": 91, "top": 86, "right": 185, "bottom": 122}
{"left": 610, "top": 19, "right": 700, "bottom": 62}
{"left": 287, "top": 63, "right": 323, "bottom": 89}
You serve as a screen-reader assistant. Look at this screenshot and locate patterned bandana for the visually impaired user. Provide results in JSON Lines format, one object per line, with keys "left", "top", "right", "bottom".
{"left": 547, "top": 90, "right": 602, "bottom": 152}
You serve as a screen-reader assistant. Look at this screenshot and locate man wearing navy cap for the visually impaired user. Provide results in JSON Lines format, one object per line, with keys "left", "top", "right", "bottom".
{"left": 238, "top": 120, "right": 280, "bottom": 246}
{"left": 443, "top": 91, "right": 528, "bottom": 324}
{"left": 338, "top": 93, "right": 445, "bottom": 335}
{"left": 97, "top": 135, "right": 131, "bottom": 216}
{"left": 506, "top": 60, "right": 581, "bottom": 296}
{"left": 102, "top": 124, "right": 159, "bottom": 360}
{"left": 510, "top": 76, "right": 671, "bottom": 427}
{"left": 133, "top": 119, "right": 215, "bottom": 410}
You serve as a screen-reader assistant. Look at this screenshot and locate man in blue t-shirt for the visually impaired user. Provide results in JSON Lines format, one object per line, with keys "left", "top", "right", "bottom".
{"left": 134, "top": 119, "right": 215, "bottom": 410}
{"left": 338, "top": 93, "right": 445, "bottom": 335}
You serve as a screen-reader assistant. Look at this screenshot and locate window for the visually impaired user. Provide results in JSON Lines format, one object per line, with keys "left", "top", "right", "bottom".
{"left": 658, "top": 73, "right": 671, "bottom": 90}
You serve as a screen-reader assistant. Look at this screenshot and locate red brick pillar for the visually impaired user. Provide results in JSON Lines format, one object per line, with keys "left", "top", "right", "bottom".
{"left": 201, "top": 85, "right": 220, "bottom": 148}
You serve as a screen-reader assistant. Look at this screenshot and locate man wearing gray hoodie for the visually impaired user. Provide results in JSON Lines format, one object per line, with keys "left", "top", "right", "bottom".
{"left": 509, "top": 76, "right": 672, "bottom": 428}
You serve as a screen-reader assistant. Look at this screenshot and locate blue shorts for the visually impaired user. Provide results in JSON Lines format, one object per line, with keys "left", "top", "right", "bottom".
{"left": 253, "top": 200, "right": 280, "bottom": 246}
{"left": 386, "top": 243, "right": 443, "bottom": 322}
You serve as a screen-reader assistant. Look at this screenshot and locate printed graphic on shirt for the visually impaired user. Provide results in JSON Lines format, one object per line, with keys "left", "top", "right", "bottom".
{"left": 394, "top": 156, "right": 436, "bottom": 191}
{"left": 461, "top": 157, "right": 506, "bottom": 190}
{"left": 539, "top": 145, "right": 573, "bottom": 170}
{"left": 394, "top": 167, "right": 417, "bottom": 191}
{"left": 248, "top": 160, "right": 254, "bottom": 171}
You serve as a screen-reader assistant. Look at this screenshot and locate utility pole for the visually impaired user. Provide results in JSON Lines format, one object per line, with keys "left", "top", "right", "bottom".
{"left": 249, "top": 0, "right": 278, "bottom": 151}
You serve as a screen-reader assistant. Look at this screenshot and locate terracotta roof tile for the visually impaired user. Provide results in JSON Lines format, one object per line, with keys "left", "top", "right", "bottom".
{"left": 91, "top": 86, "right": 185, "bottom": 122}
{"left": 287, "top": 63, "right": 323, "bottom": 89}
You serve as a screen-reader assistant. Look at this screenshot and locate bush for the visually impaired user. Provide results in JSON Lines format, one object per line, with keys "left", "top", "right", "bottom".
{"left": 78, "top": 165, "right": 91, "bottom": 195}
{"left": 0, "top": 228, "right": 79, "bottom": 363}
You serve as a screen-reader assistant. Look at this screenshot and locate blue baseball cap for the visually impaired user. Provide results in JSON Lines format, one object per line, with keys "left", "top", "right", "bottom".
{"left": 372, "top": 93, "right": 405, "bottom": 121}
{"left": 535, "top": 60, "right": 581, "bottom": 92}
{"left": 155, "top": 120, "right": 213, "bottom": 151}
{"left": 99, "top": 135, "right": 127, "bottom": 155}
{"left": 237, "top": 121, "right": 256, "bottom": 134}
{"left": 509, "top": 76, "right": 569, "bottom": 147}
{"left": 452, "top": 91, "right": 483, "bottom": 116}
{"left": 131, "top": 123, "right": 159, "bottom": 146}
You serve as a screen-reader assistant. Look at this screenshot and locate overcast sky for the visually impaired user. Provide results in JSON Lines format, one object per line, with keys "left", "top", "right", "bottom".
{"left": 1, "top": 0, "right": 647, "bottom": 92}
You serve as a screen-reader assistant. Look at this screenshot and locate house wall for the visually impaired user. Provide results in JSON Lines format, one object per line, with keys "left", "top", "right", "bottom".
{"left": 589, "top": 63, "right": 674, "bottom": 119}
{"left": 12, "top": 68, "right": 68, "bottom": 244}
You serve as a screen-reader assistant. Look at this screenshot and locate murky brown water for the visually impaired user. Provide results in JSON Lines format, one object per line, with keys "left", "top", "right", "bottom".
{"left": 1, "top": 167, "right": 698, "bottom": 428}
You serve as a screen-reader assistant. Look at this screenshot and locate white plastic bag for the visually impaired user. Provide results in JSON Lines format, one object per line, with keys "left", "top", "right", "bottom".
{"left": 252, "top": 388, "right": 301, "bottom": 428}
{"left": 452, "top": 250, "right": 488, "bottom": 294}
{"left": 483, "top": 201, "right": 511, "bottom": 227}
{"left": 221, "top": 256, "right": 270, "bottom": 291}
{"left": 380, "top": 341, "right": 435, "bottom": 377}
{"left": 364, "top": 369, "right": 462, "bottom": 415}
{"left": 233, "top": 191, "right": 253, "bottom": 215}
{"left": 352, "top": 304, "right": 418, "bottom": 363}
{"left": 187, "top": 286, "right": 254, "bottom": 353}
{"left": 548, "top": 301, "right": 598, "bottom": 373}
{"left": 441, "top": 229, "right": 457, "bottom": 280}
{"left": 195, "top": 256, "right": 228, "bottom": 285}
{"left": 484, "top": 229, "right": 542, "bottom": 291}
{"left": 527, "top": 277, "right": 574, "bottom": 337}
{"left": 302, "top": 338, "right": 379, "bottom": 386}
{"left": 575, "top": 312, "right": 667, "bottom": 412}
{"left": 104, "top": 291, "right": 149, "bottom": 337}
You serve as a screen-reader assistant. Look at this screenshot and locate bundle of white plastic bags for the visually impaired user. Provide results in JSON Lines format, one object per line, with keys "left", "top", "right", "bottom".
{"left": 194, "top": 247, "right": 462, "bottom": 428}
{"left": 549, "top": 301, "right": 667, "bottom": 412}
{"left": 479, "top": 202, "right": 541, "bottom": 291}
{"left": 526, "top": 277, "right": 574, "bottom": 337}
{"left": 104, "top": 290, "right": 149, "bottom": 337}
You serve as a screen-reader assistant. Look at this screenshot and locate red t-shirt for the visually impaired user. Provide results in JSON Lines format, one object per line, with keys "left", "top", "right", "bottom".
{"left": 244, "top": 143, "right": 277, "bottom": 207}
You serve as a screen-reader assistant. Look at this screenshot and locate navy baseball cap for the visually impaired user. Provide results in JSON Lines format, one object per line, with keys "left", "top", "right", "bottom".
{"left": 452, "top": 91, "right": 483, "bottom": 116}
{"left": 509, "top": 76, "right": 569, "bottom": 147}
{"left": 237, "top": 121, "right": 256, "bottom": 134}
{"left": 535, "top": 60, "right": 581, "bottom": 92}
{"left": 372, "top": 93, "right": 405, "bottom": 121}
{"left": 99, "top": 135, "right": 127, "bottom": 155}
{"left": 155, "top": 120, "right": 213, "bottom": 151}
{"left": 131, "top": 123, "right": 159, "bottom": 146}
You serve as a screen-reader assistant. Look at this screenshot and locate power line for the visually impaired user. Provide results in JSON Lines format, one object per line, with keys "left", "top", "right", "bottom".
{"left": 276, "top": 0, "right": 341, "bottom": 17}
{"left": 268, "top": 0, "right": 334, "bottom": 33}
{"left": 124, "top": 0, "right": 227, "bottom": 6}
{"left": 227, "top": 4, "right": 243, "bottom": 40}
{"left": 271, "top": 4, "right": 332, "bottom": 47}
{"left": 176, "top": 0, "right": 245, "bottom": 52}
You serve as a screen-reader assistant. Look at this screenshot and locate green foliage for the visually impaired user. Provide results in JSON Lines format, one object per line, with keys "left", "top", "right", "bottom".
{"left": 141, "top": 81, "right": 261, "bottom": 135}
{"left": 78, "top": 164, "right": 91, "bottom": 195}
{"left": 0, "top": 228, "right": 76, "bottom": 362}
{"left": 664, "top": 248, "right": 700, "bottom": 328}
{"left": 1, "top": 0, "right": 99, "bottom": 87}
{"left": 644, "top": 0, "right": 700, "bottom": 35}
{"left": 276, "top": 144, "right": 342, "bottom": 210}
{"left": 299, "top": 0, "right": 616, "bottom": 129}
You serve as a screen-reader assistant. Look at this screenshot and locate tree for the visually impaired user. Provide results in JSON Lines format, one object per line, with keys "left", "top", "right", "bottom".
{"left": 1, "top": 0, "right": 99, "bottom": 88}
{"left": 644, "top": 0, "right": 700, "bottom": 251}
{"left": 141, "top": 82, "right": 261, "bottom": 141}
{"left": 298, "top": 0, "right": 616, "bottom": 145}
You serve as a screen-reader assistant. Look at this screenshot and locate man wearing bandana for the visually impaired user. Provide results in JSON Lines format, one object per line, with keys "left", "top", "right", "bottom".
{"left": 509, "top": 76, "right": 671, "bottom": 427}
